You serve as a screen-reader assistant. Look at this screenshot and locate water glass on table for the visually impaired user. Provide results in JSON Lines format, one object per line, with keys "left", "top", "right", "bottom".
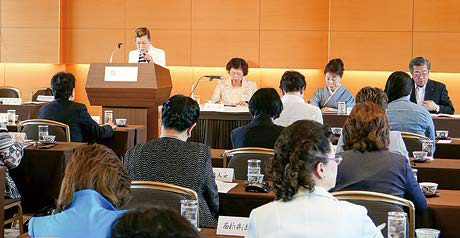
{"left": 247, "top": 159, "right": 261, "bottom": 174}
{"left": 104, "top": 110, "right": 113, "bottom": 124}
{"left": 415, "top": 228, "right": 440, "bottom": 238}
{"left": 388, "top": 211, "right": 407, "bottom": 238}
{"left": 421, "top": 140, "right": 434, "bottom": 160}
{"left": 7, "top": 110, "right": 16, "bottom": 124}
{"left": 38, "top": 125, "right": 49, "bottom": 142}
{"left": 180, "top": 199, "right": 199, "bottom": 229}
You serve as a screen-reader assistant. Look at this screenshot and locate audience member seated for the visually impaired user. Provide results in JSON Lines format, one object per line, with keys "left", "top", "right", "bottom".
{"left": 28, "top": 144, "right": 131, "bottom": 238}
{"left": 0, "top": 123, "right": 24, "bottom": 200}
{"left": 231, "top": 88, "right": 284, "bottom": 149}
{"left": 246, "top": 120, "right": 382, "bottom": 238}
{"left": 209, "top": 58, "right": 257, "bottom": 106}
{"left": 38, "top": 72, "right": 115, "bottom": 142}
{"left": 331, "top": 103, "right": 427, "bottom": 212}
{"left": 336, "top": 87, "right": 408, "bottom": 159}
{"left": 310, "top": 58, "right": 355, "bottom": 111}
{"left": 123, "top": 95, "right": 219, "bottom": 228}
{"left": 409, "top": 57, "right": 455, "bottom": 114}
{"left": 385, "top": 71, "right": 435, "bottom": 142}
{"left": 274, "top": 71, "right": 323, "bottom": 126}
{"left": 111, "top": 206, "right": 200, "bottom": 238}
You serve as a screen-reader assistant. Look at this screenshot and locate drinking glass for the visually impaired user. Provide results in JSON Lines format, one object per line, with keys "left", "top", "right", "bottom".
{"left": 247, "top": 173, "right": 264, "bottom": 184}
{"left": 7, "top": 110, "right": 16, "bottom": 124}
{"left": 338, "top": 102, "right": 346, "bottom": 115}
{"left": 388, "top": 211, "right": 407, "bottom": 238}
{"left": 247, "top": 159, "right": 261, "bottom": 175}
{"left": 421, "top": 140, "right": 434, "bottom": 160}
{"left": 180, "top": 199, "right": 199, "bottom": 228}
{"left": 38, "top": 125, "right": 49, "bottom": 142}
{"left": 104, "top": 110, "right": 113, "bottom": 124}
{"left": 415, "top": 228, "right": 440, "bottom": 238}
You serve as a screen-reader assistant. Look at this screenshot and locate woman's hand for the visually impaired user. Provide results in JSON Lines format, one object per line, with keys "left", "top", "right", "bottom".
{"left": 321, "top": 107, "right": 334, "bottom": 112}
{"left": 235, "top": 101, "right": 248, "bottom": 107}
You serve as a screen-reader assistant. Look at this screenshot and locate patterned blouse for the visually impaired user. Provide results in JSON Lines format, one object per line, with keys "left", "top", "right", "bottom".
{"left": 123, "top": 137, "right": 219, "bottom": 228}
{"left": 0, "top": 123, "right": 24, "bottom": 199}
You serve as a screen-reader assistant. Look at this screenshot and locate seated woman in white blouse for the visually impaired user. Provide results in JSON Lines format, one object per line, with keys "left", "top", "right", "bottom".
{"left": 209, "top": 58, "right": 257, "bottom": 106}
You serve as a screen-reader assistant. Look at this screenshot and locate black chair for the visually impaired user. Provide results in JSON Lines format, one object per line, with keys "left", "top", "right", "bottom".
{"left": 0, "top": 87, "right": 21, "bottom": 98}
{"left": 18, "top": 119, "right": 71, "bottom": 142}
{"left": 223, "top": 147, "right": 274, "bottom": 180}
{"left": 401, "top": 132, "right": 429, "bottom": 157}
{"left": 121, "top": 181, "right": 199, "bottom": 226}
{"left": 30, "top": 88, "right": 53, "bottom": 101}
{"left": 332, "top": 191, "right": 415, "bottom": 238}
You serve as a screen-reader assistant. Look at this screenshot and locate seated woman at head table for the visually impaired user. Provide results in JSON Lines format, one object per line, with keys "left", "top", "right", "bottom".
{"left": 208, "top": 58, "right": 257, "bottom": 106}
{"left": 310, "top": 58, "right": 355, "bottom": 111}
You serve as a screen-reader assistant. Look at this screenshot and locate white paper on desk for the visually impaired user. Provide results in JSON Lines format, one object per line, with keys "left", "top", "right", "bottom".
{"left": 216, "top": 216, "right": 249, "bottom": 236}
{"left": 213, "top": 168, "right": 234, "bottom": 182}
{"left": 437, "top": 139, "right": 453, "bottom": 144}
{"left": 216, "top": 180, "right": 238, "bottom": 193}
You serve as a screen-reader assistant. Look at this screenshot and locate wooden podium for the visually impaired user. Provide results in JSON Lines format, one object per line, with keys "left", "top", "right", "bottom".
{"left": 85, "top": 63, "right": 172, "bottom": 140}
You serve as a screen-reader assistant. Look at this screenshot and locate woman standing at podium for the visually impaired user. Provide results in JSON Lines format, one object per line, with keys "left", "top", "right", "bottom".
{"left": 128, "top": 27, "right": 166, "bottom": 67}
{"left": 209, "top": 58, "right": 257, "bottom": 106}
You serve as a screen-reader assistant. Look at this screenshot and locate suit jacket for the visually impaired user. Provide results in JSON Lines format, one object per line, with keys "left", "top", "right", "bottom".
{"left": 410, "top": 79, "right": 455, "bottom": 114}
{"left": 331, "top": 150, "right": 427, "bottom": 212}
{"left": 38, "top": 99, "right": 114, "bottom": 142}
{"left": 231, "top": 114, "right": 284, "bottom": 149}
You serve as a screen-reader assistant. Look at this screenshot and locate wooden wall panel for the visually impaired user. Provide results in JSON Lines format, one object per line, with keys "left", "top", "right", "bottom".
{"left": 330, "top": 0, "right": 413, "bottom": 31}
{"left": 61, "top": 0, "right": 125, "bottom": 28}
{"left": 413, "top": 32, "right": 460, "bottom": 73}
{"left": 261, "top": 0, "right": 328, "bottom": 31}
{"left": 414, "top": 0, "right": 460, "bottom": 32}
{"left": 62, "top": 29, "right": 126, "bottom": 64}
{"left": 329, "top": 31, "right": 412, "bottom": 71}
{"left": 1, "top": 28, "right": 59, "bottom": 63}
{"left": 3, "top": 64, "right": 64, "bottom": 101}
{"left": 192, "top": 0, "right": 259, "bottom": 30}
{"left": 1, "top": 0, "right": 59, "bottom": 28}
{"left": 125, "top": 29, "right": 191, "bottom": 66}
{"left": 0, "top": 65, "right": 4, "bottom": 86}
{"left": 191, "top": 30, "right": 259, "bottom": 67}
{"left": 126, "top": 0, "right": 191, "bottom": 29}
{"left": 260, "top": 31, "right": 328, "bottom": 69}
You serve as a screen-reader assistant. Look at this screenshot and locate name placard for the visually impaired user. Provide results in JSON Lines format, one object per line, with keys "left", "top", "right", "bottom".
{"left": 213, "top": 168, "right": 234, "bottom": 182}
{"left": 36, "top": 95, "right": 54, "bottom": 102}
{"left": 216, "top": 216, "right": 250, "bottom": 236}
{"left": 203, "top": 103, "right": 224, "bottom": 112}
{"left": 2, "top": 98, "right": 22, "bottom": 105}
{"left": 104, "top": 66, "right": 138, "bottom": 82}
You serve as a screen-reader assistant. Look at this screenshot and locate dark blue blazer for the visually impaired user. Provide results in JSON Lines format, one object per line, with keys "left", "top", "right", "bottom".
{"left": 331, "top": 150, "right": 427, "bottom": 212}
{"left": 231, "top": 114, "right": 284, "bottom": 149}
{"left": 410, "top": 79, "right": 455, "bottom": 114}
{"left": 38, "top": 99, "right": 113, "bottom": 142}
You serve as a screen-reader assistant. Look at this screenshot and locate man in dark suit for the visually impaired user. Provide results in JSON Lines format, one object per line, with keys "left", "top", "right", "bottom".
{"left": 409, "top": 57, "right": 455, "bottom": 114}
{"left": 231, "top": 88, "right": 284, "bottom": 149}
{"left": 39, "top": 72, "right": 115, "bottom": 142}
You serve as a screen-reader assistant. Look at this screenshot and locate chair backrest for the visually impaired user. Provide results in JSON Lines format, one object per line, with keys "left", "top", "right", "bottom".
{"left": 223, "top": 147, "right": 274, "bottom": 180}
{"left": 30, "top": 88, "right": 53, "bottom": 101}
{"left": 0, "top": 87, "right": 21, "bottom": 98}
{"left": 332, "top": 191, "right": 415, "bottom": 238}
{"left": 0, "top": 166, "right": 5, "bottom": 238}
{"left": 400, "top": 132, "right": 429, "bottom": 157}
{"left": 18, "top": 119, "right": 71, "bottom": 142}
{"left": 122, "top": 181, "right": 199, "bottom": 225}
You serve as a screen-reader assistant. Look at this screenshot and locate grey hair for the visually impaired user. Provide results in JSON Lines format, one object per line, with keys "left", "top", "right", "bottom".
{"left": 409, "top": 57, "right": 431, "bottom": 72}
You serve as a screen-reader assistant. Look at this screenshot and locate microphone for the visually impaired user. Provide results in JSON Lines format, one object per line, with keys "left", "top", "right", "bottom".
{"left": 109, "top": 42, "right": 123, "bottom": 63}
{"left": 204, "top": 75, "right": 224, "bottom": 80}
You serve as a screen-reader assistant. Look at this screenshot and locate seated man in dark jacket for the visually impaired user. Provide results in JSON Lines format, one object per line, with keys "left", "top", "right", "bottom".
{"left": 231, "top": 88, "right": 284, "bottom": 149}
{"left": 39, "top": 72, "right": 115, "bottom": 142}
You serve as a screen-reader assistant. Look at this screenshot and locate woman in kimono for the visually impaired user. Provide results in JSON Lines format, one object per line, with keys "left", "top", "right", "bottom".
{"left": 310, "top": 58, "right": 355, "bottom": 111}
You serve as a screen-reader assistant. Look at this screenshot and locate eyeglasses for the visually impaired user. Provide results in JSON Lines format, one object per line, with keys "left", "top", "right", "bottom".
{"left": 326, "top": 155, "right": 343, "bottom": 165}
{"left": 413, "top": 71, "right": 429, "bottom": 76}
{"left": 229, "top": 72, "right": 243, "bottom": 77}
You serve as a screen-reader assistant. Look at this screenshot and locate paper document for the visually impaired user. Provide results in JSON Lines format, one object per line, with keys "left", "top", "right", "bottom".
{"left": 437, "top": 139, "right": 453, "bottom": 144}
{"left": 216, "top": 180, "right": 238, "bottom": 193}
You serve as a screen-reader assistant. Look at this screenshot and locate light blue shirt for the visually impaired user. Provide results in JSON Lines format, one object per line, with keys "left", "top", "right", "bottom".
{"left": 28, "top": 190, "right": 127, "bottom": 238}
{"left": 336, "top": 131, "right": 409, "bottom": 160}
{"left": 386, "top": 96, "right": 436, "bottom": 143}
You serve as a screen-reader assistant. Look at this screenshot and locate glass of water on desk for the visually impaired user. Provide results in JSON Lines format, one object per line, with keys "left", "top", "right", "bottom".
{"left": 181, "top": 199, "right": 199, "bottom": 229}
{"left": 422, "top": 140, "right": 434, "bottom": 160}
{"left": 388, "top": 211, "right": 407, "bottom": 238}
{"left": 247, "top": 159, "right": 261, "bottom": 174}
{"left": 38, "top": 125, "right": 49, "bottom": 142}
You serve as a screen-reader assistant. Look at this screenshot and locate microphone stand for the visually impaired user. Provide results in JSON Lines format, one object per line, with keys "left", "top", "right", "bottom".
{"left": 190, "top": 76, "right": 207, "bottom": 98}
{"left": 109, "top": 43, "right": 123, "bottom": 63}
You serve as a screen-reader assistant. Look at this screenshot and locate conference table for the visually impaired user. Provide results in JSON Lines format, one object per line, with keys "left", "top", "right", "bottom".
{"left": 0, "top": 102, "right": 47, "bottom": 122}
{"left": 434, "top": 138, "right": 460, "bottom": 159}
{"left": 192, "top": 108, "right": 460, "bottom": 150}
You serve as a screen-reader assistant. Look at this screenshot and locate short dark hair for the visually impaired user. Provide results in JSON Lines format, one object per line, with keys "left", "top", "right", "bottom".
{"left": 50, "top": 72, "right": 75, "bottom": 100}
{"left": 384, "top": 71, "right": 413, "bottom": 103}
{"left": 161, "top": 95, "right": 200, "bottom": 132}
{"left": 135, "top": 27, "right": 151, "bottom": 41}
{"left": 409, "top": 57, "right": 431, "bottom": 72}
{"left": 324, "top": 58, "right": 345, "bottom": 77}
{"left": 356, "top": 87, "right": 388, "bottom": 110}
{"left": 111, "top": 206, "right": 200, "bottom": 238}
{"left": 279, "top": 71, "right": 306, "bottom": 93}
{"left": 249, "top": 88, "right": 283, "bottom": 119}
{"left": 268, "top": 120, "right": 332, "bottom": 202}
{"left": 342, "top": 103, "right": 389, "bottom": 152}
{"left": 226, "top": 58, "right": 249, "bottom": 76}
